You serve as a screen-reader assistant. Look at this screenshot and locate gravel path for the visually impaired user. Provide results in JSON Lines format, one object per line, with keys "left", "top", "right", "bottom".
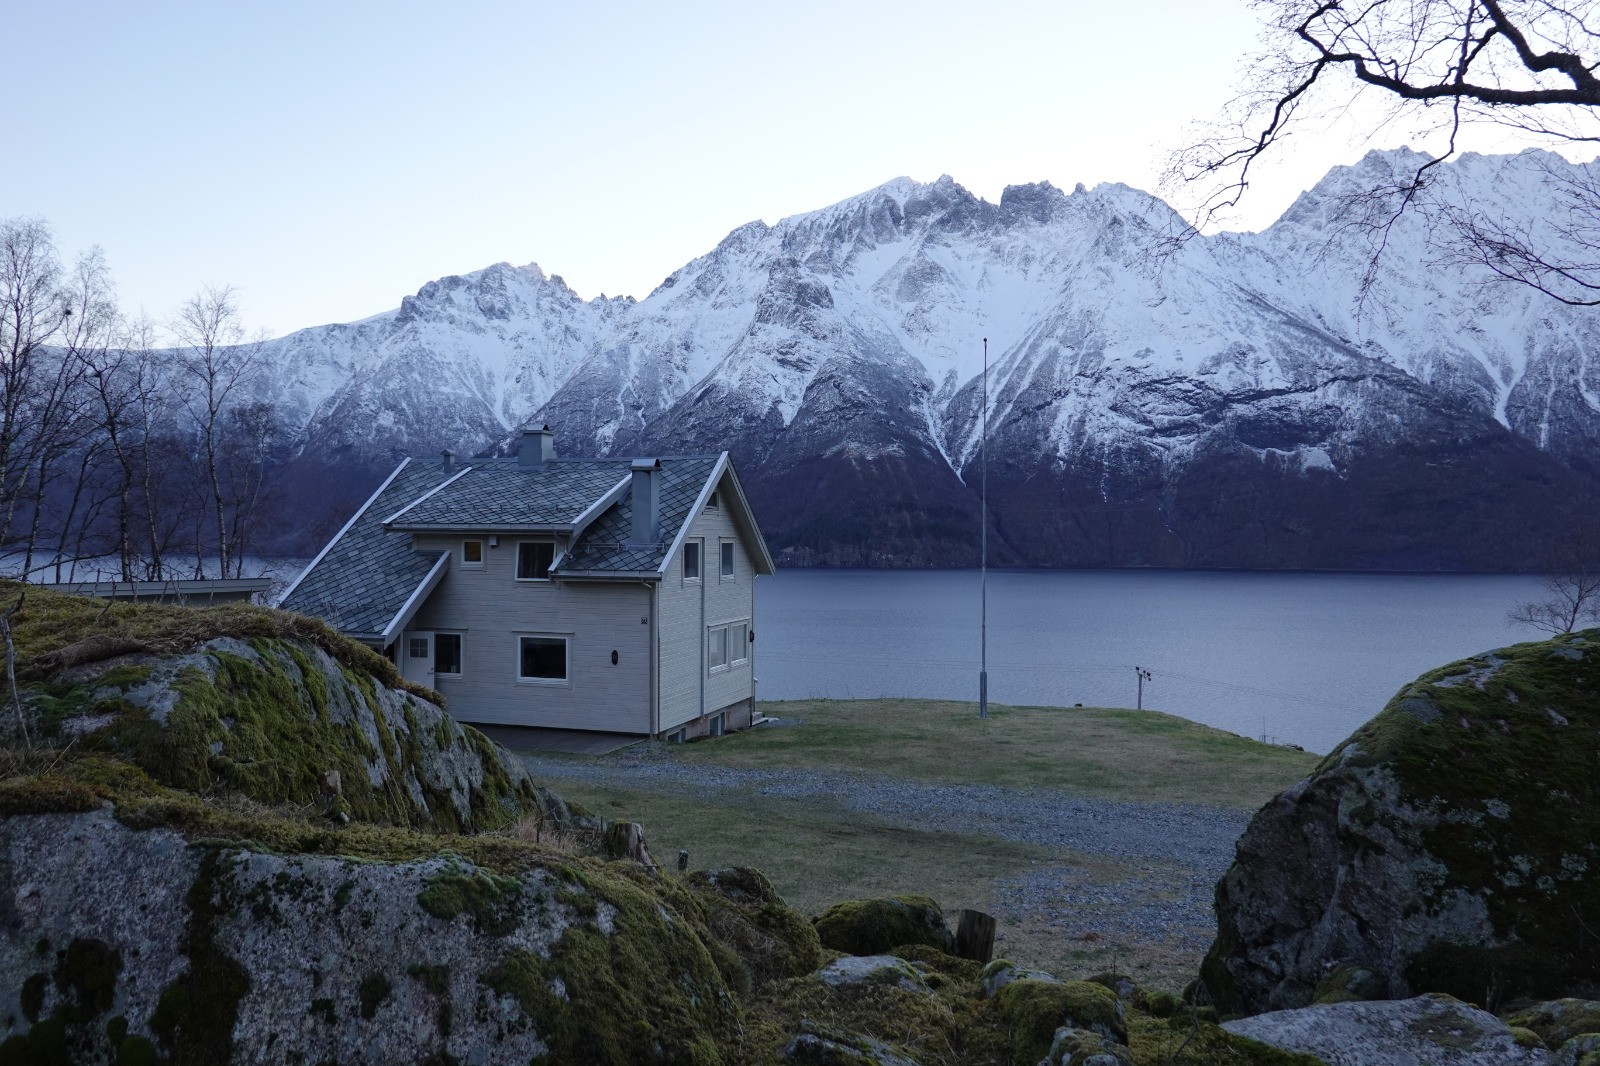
{"left": 520, "top": 744, "right": 1254, "bottom": 960}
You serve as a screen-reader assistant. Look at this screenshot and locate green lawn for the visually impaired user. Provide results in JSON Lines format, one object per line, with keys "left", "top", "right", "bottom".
{"left": 663, "top": 699, "right": 1319, "bottom": 808}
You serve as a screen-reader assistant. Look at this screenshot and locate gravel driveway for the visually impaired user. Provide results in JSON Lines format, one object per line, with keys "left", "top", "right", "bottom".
{"left": 520, "top": 743, "right": 1254, "bottom": 966}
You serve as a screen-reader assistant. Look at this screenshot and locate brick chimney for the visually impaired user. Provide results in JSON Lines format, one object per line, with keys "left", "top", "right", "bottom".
{"left": 518, "top": 425, "right": 555, "bottom": 468}
{"left": 440, "top": 449, "right": 456, "bottom": 471}
{"left": 629, "top": 459, "right": 661, "bottom": 546}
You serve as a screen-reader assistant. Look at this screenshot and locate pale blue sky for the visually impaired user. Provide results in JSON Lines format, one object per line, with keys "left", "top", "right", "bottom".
{"left": 2, "top": 0, "right": 1524, "bottom": 336}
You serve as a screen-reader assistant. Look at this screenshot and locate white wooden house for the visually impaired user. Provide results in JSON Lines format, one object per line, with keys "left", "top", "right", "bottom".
{"left": 280, "top": 428, "right": 776, "bottom": 739}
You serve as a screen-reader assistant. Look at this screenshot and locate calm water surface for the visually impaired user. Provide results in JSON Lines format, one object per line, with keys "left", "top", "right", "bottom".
{"left": 752, "top": 569, "right": 1546, "bottom": 755}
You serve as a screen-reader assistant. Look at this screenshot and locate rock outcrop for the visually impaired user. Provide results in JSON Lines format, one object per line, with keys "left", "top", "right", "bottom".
{"left": 1222, "top": 994, "right": 1550, "bottom": 1065}
{"left": 7, "top": 584, "right": 576, "bottom": 834}
{"left": 1201, "top": 631, "right": 1600, "bottom": 1015}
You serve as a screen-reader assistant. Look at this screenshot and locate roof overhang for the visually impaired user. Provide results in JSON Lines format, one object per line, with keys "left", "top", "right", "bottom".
{"left": 376, "top": 551, "right": 450, "bottom": 646}
{"left": 278, "top": 458, "right": 413, "bottom": 607}
{"left": 655, "top": 452, "right": 777, "bottom": 578}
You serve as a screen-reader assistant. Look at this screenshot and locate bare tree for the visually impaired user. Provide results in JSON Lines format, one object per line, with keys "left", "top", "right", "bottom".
{"left": 170, "top": 285, "right": 265, "bottom": 579}
{"left": 1174, "top": 1, "right": 1600, "bottom": 302}
{"left": 1510, "top": 528, "right": 1600, "bottom": 633}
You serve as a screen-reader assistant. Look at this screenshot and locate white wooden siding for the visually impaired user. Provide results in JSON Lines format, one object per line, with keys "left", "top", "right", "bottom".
{"left": 658, "top": 479, "right": 758, "bottom": 730}
{"left": 408, "top": 534, "right": 653, "bottom": 732}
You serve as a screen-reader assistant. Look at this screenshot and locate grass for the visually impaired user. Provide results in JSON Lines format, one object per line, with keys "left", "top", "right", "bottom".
{"left": 520, "top": 698, "right": 1320, "bottom": 991}
{"left": 662, "top": 698, "right": 1319, "bottom": 808}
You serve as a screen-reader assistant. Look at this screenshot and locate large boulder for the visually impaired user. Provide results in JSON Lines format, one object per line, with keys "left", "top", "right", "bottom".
{"left": 0, "top": 806, "right": 738, "bottom": 1065}
{"left": 1222, "top": 994, "right": 1548, "bottom": 1064}
{"left": 7, "top": 585, "right": 577, "bottom": 834}
{"left": 1201, "top": 631, "right": 1600, "bottom": 1015}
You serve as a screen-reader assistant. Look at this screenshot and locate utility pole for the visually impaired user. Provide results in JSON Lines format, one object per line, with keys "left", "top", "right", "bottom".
{"left": 1135, "top": 666, "right": 1151, "bottom": 711}
{"left": 979, "top": 337, "right": 989, "bottom": 720}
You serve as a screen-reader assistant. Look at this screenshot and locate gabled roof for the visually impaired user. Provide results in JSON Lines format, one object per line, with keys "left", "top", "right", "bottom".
{"left": 561, "top": 456, "right": 719, "bottom": 575}
{"left": 278, "top": 460, "right": 458, "bottom": 642}
{"left": 279, "top": 449, "right": 775, "bottom": 642}
{"left": 385, "top": 460, "right": 632, "bottom": 531}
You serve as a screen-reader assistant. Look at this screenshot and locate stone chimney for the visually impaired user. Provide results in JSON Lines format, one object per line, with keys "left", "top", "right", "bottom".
{"left": 440, "top": 449, "right": 456, "bottom": 471}
{"left": 518, "top": 425, "right": 556, "bottom": 468}
{"left": 629, "top": 459, "right": 661, "bottom": 547}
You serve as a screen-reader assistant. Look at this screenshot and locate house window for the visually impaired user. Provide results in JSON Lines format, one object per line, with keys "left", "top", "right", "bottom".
{"left": 720, "top": 541, "right": 734, "bottom": 579}
{"left": 462, "top": 540, "right": 485, "bottom": 569}
{"left": 517, "top": 541, "right": 554, "bottom": 581}
{"left": 435, "top": 633, "right": 462, "bottom": 677}
{"left": 518, "top": 635, "right": 568, "bottom": 683}
{"left": 708, "top": 621, "right": 750, "bottom": 673}
{"left": 684, "top": 541, "right": 701, "bottom": 581}
{"left": 408, "top": 637, "right": 429, "bottom": 660}
{"left": 706, "top": 490, "right": 720, "bottom": 511}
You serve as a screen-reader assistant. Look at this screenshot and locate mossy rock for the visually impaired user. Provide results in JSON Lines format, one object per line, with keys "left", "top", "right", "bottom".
{"left": 686, "top": 867, "right": 822, "bottom": 990}
{"left": 813, "top": 895, "right": 951, "bottom": 957}
{"left": 995, "top": 978, "right": 1125, "bottom": 1064}
{"left": 1124, "top": 1012, "right": 1325, "bottom": 1064}
{"left": 1507, "top": 998, "right": 1600, "bottom": 1048}
{"left": 1311, "top": 965, "right": 1387, "bottom": 1005}
{"left": 1203, "top": 631, "right": 1600, "bottom": 1014}
{"left": 8, "top": 584, "right": 580, "bottom": 836}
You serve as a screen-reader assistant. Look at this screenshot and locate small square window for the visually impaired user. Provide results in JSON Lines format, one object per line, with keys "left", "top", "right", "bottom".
{"left": 408, "top": 637, "right": 429, "bottom": 659}
{"left": 435, "top": 634, "right": 462, "bottom": 676}
{"left": 517, "top": 541, "right": 555, "bottom": 580}
{"left": 684, "top": 542, "right": 701, "bottom": 581}
{"left": 462, "top": 540, "right": 484, "bottom": 568}
{"left": 518, "top": 636, "right": 568, "bottom": 682}
{"left": 720, "top": 542, "right": 734, "bottom": 579}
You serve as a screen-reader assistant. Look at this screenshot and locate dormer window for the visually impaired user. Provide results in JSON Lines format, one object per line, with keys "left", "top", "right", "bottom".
{"left": 462, "top": 540, "right": 485, "bottom": 569}
{"left": 517, "top": 541, "right": 555, "bottom": 581}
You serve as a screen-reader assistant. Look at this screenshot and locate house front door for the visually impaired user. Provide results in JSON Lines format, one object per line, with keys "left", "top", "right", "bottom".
{"left": 401, "top": 631, "right": 435, "bottom": 688}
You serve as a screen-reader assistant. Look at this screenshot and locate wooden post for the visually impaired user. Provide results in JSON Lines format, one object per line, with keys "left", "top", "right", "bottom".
{"left": 954, "top": 909, "right": 996, "bottom": 963}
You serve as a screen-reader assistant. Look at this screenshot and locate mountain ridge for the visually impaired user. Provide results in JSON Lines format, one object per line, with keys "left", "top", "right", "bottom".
{"left": 253, "top": 150, "right": 1600, "bottom": 568}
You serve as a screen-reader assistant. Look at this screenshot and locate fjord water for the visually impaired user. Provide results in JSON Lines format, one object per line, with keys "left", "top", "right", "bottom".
{"left": 753, "top": 569, "right": 1546, "bottom": 755}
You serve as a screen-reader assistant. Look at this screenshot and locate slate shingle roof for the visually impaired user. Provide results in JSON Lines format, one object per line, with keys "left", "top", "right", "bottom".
{"left": 279, "top": 461, "right": 455, "bottom": 638}
{"left": 386, "top": 460, "right": 632, "bottom": 529}
{"left": 280, "top": 454, "right": 727, "bottom": 640}
{"left": 562, "top": 456, "right": 718, "bottom": 574}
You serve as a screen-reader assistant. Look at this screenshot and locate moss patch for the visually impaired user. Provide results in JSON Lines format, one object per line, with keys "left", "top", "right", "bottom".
{"left": 417, "top": 861, "right": 526, "bottom": 935}
{"left": 813, "top": 894, "right": 951, "bottom": 957}
{"left": 995, "top": 978, "right": 1125, "bottom": 1063}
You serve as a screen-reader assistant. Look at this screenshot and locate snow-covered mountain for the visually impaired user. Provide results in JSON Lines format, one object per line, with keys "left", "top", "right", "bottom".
{"left": 260, "top": 149, "right": 1600, "bottom": 568}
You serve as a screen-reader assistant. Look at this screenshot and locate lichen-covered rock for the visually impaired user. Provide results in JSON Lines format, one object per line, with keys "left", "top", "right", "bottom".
{"left": 1509, "top": 999, "right": 1600, "bottom": 1049}
{"left": 1202, "top": 632, "right": 1600, "bottom": 1014}
{"left": 1221, "top": 994, "right": 1552, "bottom": 1065}
{"left": 1041, "top": 1026, "right": 1132, "bottom": 1065}
{"left": 1552, "top": 1032, "right": 1600, "bottom": 1066}
{"left": 782, "top": 1025, "right": 925, "bottom": 1065}
{"left": 0, "top": 808, "right": 739, "bottom": 1065}
{"left": 978, "top": 958, "right": 1061, "bottom": 997}
{"left": 813, "top": 895, "right": 952, "bottom": 957}
{"left": 22, "top": 632, "right": 575, "bottom": 835}
{"left": 817, "top": 956, "right": 930, "bottom": 992}
{"left": 995, "top": 978, "right": 1126, "bottom": 1064}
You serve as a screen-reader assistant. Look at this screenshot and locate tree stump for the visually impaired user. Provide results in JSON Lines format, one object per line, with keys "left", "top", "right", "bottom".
{"left": 603, "top": 821, "right": 657, "bottom": 871}
{"left": 954, "top": 909, "right": 996, "bottom": 963}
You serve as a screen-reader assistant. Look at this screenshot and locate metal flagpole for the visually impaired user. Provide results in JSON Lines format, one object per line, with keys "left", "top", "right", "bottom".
{"left": 979, "top": 337, "right": 988, "bottom": 720}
